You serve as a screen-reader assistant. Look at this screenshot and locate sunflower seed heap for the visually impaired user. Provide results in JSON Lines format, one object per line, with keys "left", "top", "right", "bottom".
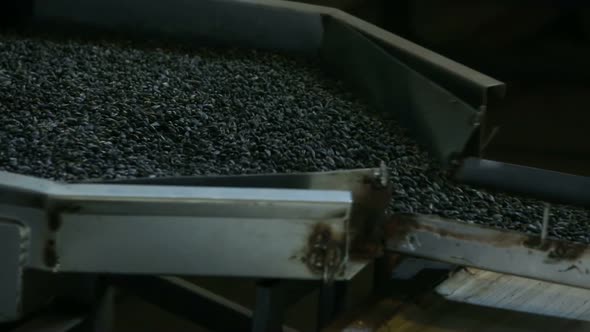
{"left": 1, "top": 33, "right": 588, "bottom": 242}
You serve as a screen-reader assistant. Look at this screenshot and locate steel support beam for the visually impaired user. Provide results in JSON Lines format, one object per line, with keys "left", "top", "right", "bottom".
{"left": 0, "top": 167, "right": 388, "bottom": 322}
{"left": 0, "top": 167, "right": 389, "bottom": 281}
{"left": 0, "top": 170, "right": 361, "bottom": 279}
{"left": 386, "top": 214, "right": 590, "bottom": 290}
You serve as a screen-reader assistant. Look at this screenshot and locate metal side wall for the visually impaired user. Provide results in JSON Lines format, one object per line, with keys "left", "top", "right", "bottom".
{"left": 321, "top": 17, "right": 480, "bottom": 163}
{"left": 32, "top": 0, "right": 323, "bottom": 54}
{"left": 328, "top": 10, "right": 506, "bottom": 111}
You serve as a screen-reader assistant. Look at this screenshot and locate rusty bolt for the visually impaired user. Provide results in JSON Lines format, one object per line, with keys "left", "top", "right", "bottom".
{"left": 325, "top": 246, "right": 342, "bottom": 268}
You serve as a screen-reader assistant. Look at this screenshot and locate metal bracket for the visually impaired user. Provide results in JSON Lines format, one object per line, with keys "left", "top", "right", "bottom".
{"left": 385, "top": 214, "right": 590, "bottom": 290}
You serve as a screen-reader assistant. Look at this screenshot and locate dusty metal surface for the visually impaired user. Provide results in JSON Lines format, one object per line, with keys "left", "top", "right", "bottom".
{"left": 385, "top": 214, "right": 590, "bottom": 290}
{"left": 437, "top": 268, "right": 590, "bottom": 321}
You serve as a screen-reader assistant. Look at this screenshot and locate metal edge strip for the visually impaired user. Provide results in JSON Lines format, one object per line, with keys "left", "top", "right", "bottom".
{"left": 386, "top": 214, "right": 590, "bottom": 290}
{"left": 320, "top": 17, "right": 480, "bottom": 164}
{"left": 235, "top": 1, "right": 507, "bottom": 109}
{"left": 328, "top": 9, "right": 506, "bottom": 109}
{"left": 32, "top": 0, "right": 324, "bottom": 54}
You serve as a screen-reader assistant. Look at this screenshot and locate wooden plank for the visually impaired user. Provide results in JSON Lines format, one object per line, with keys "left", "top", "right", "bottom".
{"left": 436, "top": 268, "right": 590, "bottom": 321}
{"left": 378, "top": 294, "right": 590, "bottom": 332}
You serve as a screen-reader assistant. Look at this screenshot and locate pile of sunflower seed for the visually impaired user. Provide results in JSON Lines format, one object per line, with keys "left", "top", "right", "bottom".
{"left": 0, "top": 33, "right": 588, "bottom": 243}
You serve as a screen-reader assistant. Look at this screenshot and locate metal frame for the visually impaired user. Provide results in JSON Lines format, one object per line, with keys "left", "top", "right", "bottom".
{"left": 386, "top": 214, "right": 590, "bottom": 290}
{"left": 0, "top": 167, "right": 388, "bottom": 324}
{"left": 0, "top": 167, "right": 391, "bottom": 279}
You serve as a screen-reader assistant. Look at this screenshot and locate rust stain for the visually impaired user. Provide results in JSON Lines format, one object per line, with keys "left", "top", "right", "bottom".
{"left": 386, "top": 214, "right": 589, "bottom": 263}
{"left": 353, "top": 175, "right": 392, "bottom": 209}
{"left": 45, "top": 204, "right": 80, "bottom": 269}
{"left": 388, "top": 214, "right": 527, "bottom": 248}
{"left": 559, "top": 265, "right": 583, "bottom": 274}
{"left": 383, "top": 214, "right": 417, "bottom": 240}
{"left": 348, "top": 174, "right": 392, "bottom": 260}
{"left": 522, "top": 237, "right": 551, "bottom": 251}
{"left": 548, "top": 243, "right": 586, "bottom": 262}
{"left": 523, "top": 237, "right": 586, "bottom": 262}
{"left": 47, "top": 204, "right": 81, "bottom": 231}
{"left": 303, "top": 222, "right": 345, "bottom": 275}
{"left": 308, "top": 223, "right": 344, "bottom": 245}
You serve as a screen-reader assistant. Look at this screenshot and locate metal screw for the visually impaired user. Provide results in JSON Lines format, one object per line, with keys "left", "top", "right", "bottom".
{"left": 541, "top": 203, "right": 551, "bottom": 244}
{"left": 372, "top": 161, "right": 389, "bottom": 189}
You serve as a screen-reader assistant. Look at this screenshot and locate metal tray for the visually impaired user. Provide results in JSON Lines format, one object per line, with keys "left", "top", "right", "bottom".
{"left": 11, "top": 0, "right": 506, "bottom": 165}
